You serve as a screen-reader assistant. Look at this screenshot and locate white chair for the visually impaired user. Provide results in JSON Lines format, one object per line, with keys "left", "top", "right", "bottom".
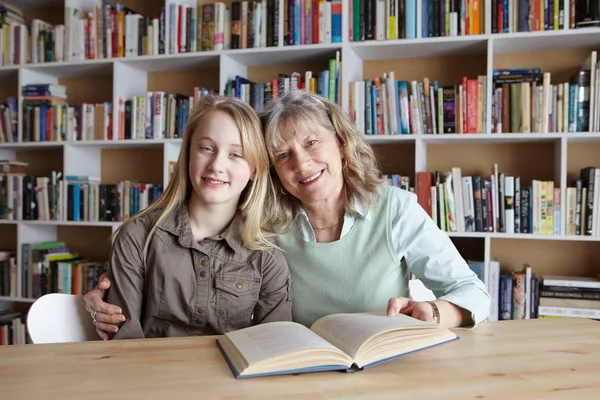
{"left": 27, "top": 293, "right": 100, "bottom": 344}
{"left": 409, "top": 279, "right": 436, "bottom": 302}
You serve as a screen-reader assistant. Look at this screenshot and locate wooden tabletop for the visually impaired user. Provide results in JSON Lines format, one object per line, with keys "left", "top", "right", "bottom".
{"left": 1, "top": 317, "right": 599, "bottom": 399}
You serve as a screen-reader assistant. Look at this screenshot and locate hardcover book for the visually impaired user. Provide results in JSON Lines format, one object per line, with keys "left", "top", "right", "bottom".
{"left": 216, "top": 311, "right": 459, "bottom": 379}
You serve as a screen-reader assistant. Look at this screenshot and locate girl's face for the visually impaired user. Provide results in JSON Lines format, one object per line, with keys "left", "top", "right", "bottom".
{"left": 188, "top": 111, "right": 253, "bottom": 209}
{"left": 272, "top": 122, "right": 344, "bottom": 207}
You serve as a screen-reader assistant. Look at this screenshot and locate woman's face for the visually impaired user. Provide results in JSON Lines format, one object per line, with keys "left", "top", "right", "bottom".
{"left": 272, "top": 122, "right": 344, "bottom": 207}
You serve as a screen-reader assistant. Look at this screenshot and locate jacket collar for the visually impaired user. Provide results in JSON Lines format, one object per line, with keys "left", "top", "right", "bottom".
{"left": 157, "top": 202, "right": 244, "bottom": 255}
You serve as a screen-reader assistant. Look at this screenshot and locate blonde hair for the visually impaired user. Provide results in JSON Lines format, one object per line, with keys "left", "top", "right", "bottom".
{"left": 260, "top": 91, "right": 385, "bottom": 234}
{"left": 113, "top": 94, "right": 276, "bottom": 257}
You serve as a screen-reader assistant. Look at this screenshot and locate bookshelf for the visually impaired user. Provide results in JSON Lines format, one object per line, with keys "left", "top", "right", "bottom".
{"left": 1, "top": 0, "right": 600, "bottom": 336}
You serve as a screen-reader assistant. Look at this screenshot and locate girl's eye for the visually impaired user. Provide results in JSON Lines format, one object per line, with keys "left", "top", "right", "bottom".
{"left": 231, "top": 153, "right": 243, "bottom": 158}
{"left": 201, "top": 146, "right": 213, "bottom": 152}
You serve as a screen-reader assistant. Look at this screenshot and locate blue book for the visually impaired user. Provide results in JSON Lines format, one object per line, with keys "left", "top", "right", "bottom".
{"left": 216, "top": 312, "right": 459, "bottom": 379}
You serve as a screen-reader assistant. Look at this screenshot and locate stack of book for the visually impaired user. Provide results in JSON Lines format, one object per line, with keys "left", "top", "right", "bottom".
{"left": 538, "top": 275, "right": 600, "bottom": 319}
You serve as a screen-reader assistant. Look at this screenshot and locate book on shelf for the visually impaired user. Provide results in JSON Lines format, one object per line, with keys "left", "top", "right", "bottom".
{"left": 416, "top": 163, "right": 560, "bottom": 235}
{"left": 566, "top": 166, "right": 600, "bottom": 237}
{"left": 216, "top": 311, "right": 458, "bottom": 379}
{"left": 537, "top": 275, "right": 600, "bottom": 319}
{"left": 491, "top": 51, "right": 599, "bottom": 134}
{"left": 350, "top": 74, "right": 488, "bottom": 135}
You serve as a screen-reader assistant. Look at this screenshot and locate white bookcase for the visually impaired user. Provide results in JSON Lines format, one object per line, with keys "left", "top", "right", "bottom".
{"left": 1, "top": 0, "right": 600, "bottom": 311}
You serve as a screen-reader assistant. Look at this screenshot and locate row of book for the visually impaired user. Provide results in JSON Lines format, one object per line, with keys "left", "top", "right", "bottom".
{"left": 0, "top": 163, "right": 164, "bottom": 223}
{"left": 492, "top": 53, "right": 599, "bottom": 134}
{"left": 22, "top": 83, "right": 113, "bottom": 142}
{"left": 498, "top": 266, "right": 600, "bottom": 320}
{"left": 224, "top": 62, "right": 341, "bottom": 113}
{"left": 0, "top": 311, "right": 26, "bottom": 346}
{"left": 0, "top": 240, "right": 107, "bottom": 301}
{"left": 350, "top": 74, "right": 488, "bottom": 135}
{"left": 415, "top": 164, "right": 561, "bottom": 234}
{"left": 566, "top": 166, "right": 600, "bottom": 237}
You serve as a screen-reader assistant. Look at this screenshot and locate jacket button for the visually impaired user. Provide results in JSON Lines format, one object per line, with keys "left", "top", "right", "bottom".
{"left": 236, "top": 282, "right": 243, "bottom": 289}
{"left": 200, "top": 271, "right": 207, "bottom": 278}
{"left": 198, "top": 307, "right": 205, "bottom": 313}
{"left": 201, "top": 259, "right": 209, "bottom": 267}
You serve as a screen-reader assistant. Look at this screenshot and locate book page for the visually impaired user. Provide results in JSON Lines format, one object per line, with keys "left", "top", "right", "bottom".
{"left": 224, "top": 321, "right": 346, "bottom": 365}
{"left": 311, "top": 311, "right": 438, "bottom": 359}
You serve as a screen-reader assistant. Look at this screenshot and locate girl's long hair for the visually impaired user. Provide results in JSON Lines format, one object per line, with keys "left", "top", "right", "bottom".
{"left": 112, "top": 94, "right": 277, "bottom": 258}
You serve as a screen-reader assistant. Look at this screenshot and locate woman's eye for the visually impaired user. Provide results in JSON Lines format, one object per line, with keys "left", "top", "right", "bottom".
{"left": 306, "top": 140, "right": 317, "bottom": 147}
{"left": 276, "top": 152, "right": 288, "bottom": 161}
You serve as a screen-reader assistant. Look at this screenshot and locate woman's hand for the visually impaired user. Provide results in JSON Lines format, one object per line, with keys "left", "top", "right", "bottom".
{"left": 84, "top": 272, "right": 125, "bottom": 340}
{"left": 386, "top": 297, "right": 435, "bottom": 322}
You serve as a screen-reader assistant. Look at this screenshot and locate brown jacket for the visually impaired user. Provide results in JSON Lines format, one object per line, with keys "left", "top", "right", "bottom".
{"left": 106, "top": 203, "right": 292, "bottom": 339}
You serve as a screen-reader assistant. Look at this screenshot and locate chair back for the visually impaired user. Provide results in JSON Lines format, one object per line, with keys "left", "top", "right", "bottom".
{"left": 27, "top": 293, "right": 100, "bottom": 344}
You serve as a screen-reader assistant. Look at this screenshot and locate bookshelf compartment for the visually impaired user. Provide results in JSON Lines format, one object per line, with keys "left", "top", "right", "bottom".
{"left": 147, "top": 68, "right": 220, "bottom": 98}
{"left": 372, "top": 143, "right": 415, "bottom": 185}
{"left": 101, "top": 147, "right": 163, "bottom": 185}
{"left": 56, "top": 225, "right": 112, "bottom": 263}
{"left": 493, "top": 30, "right": 600, "bottom": 54}
{"left": 0, "top": 224, "right": 17, "bottom": 252}
{"left": 58, "top": 72, "right": 113, "bottom": 106}
{"left": 566, "top": 142, "right": 600, "bottom": 184}
{"left": 451, "top": 237, "right": 485, "bottom": 264}
{"left": 245, "top": 53, "right": 341, "bottom": 87}
{"left": 426, "top": 142, "right": 559, "bottom": 187}
{"left": 21, "top": 1, "right": 64, "bottom": 26}
{"left": 13, "top": 148, "right": 63, "bottom": 178}
{"left": 351, "top": 38, "right": 488, "bottom": 61}
{"left": 490, "top": 238, "right": 600, "bottom": 279}
{"left": 362, "top": 54, "right": 488, "bottom": 89}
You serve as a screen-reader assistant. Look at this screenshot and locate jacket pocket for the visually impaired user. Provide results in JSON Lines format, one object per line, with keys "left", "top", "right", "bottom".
{"left": 215, "top": 274, "right": 260, "bottom": 324}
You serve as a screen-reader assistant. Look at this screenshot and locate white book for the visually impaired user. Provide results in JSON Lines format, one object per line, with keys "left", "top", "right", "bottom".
{"left": 451, "top": 167, "right": 465, "bottom": 232}
{"left": 504, "top": 176, "right": 515, "bottom": 234}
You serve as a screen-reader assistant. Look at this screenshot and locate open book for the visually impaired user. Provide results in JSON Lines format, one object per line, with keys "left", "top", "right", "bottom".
{"left": 216, "top": 311, "right": 459, "bottom": 379}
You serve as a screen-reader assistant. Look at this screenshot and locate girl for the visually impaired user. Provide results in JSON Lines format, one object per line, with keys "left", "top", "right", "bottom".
{"left": 99, "top": 95, "right": 292, "bottom": 339}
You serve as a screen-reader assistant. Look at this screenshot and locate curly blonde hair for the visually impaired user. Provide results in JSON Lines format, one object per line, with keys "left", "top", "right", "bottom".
{"left": 113, "top": 94, "right": 277, "bottom": 256}
{"left": 260, "top": 90, "right": 385, "bottom": 234}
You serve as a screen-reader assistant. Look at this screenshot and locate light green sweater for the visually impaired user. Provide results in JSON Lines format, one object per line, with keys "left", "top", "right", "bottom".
{"left": 277, "top": 187, "right": 405, "bottom": 327}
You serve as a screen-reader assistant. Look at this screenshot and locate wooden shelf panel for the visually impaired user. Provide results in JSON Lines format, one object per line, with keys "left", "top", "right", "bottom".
{"left": 493, "top": 49, "right": 593, "bottom": 84}
{"left": 57, "top": 226, "right": 112, "bottom": 263}
{"left": 247, "top": 60, "right": 335, "bottom": 85}
{"left": 490, "top": 238, "right": 600, "bottom": 278}
{"left": 0, "top": 75, "right": 18, "bottom": 98}
{"left": 426, "top": 142, "right": 557, "bottom": 186}
{"left": 148, "top": 68, "right": 220, "bottom": 97}
{"left": 21, "top": 3, "right": 63, "bottom": 25}
{"left": 0, "top": 224, "right": 17, "bottom": 252}
{"left": 566, "top": 142, "right": 600, "bottom": 184}
{"left": 101, "top": 148, "right": 163, "bottom": 185}
{"left": 351, "top": 37, "right": 488, "bottom": 60}
{"left": 14, "top": 148, "right": 63, "bottom": 178}
{"left": 371, "top": 143, "right": 415, "bottom": 180}
{"left": 363, "top": 54, "right": 487, "bottom": 88}
{"left": 58, "top": 73, "right": 113, "bottom": 105}
{"left": 117, "top": 0, "right": 164, "bottom": 20}
{"left": 451, "top": 237, "right": 486, "bottom": 263}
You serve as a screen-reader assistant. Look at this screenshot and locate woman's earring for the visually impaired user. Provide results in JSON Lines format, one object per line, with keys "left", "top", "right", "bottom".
{"left": 341, "top": 158, "right": 348, "bottom": 169}
{"left": 280, "top": 186, "right": 287, "bottom": 195}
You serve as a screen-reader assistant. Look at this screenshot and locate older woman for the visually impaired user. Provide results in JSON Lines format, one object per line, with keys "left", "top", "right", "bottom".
{"left": 85, "top": 91, "right": 490, "bottom": 339}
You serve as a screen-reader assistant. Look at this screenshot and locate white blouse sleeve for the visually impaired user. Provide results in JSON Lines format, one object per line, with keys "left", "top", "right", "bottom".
{"left": 389, "top": 187, "right": 491, "bottom": 326}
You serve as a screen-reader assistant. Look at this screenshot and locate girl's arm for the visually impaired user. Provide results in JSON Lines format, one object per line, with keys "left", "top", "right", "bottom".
{"left": 105, "top": 221, "right": 147, "bottom": 339}
{"left": 253, "top": 248, "right": 293, "bottom": 324}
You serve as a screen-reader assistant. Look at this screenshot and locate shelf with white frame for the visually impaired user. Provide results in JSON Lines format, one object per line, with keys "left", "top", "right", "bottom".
{"left": 1, "top": 0, "right": 600, "bottom": 309}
